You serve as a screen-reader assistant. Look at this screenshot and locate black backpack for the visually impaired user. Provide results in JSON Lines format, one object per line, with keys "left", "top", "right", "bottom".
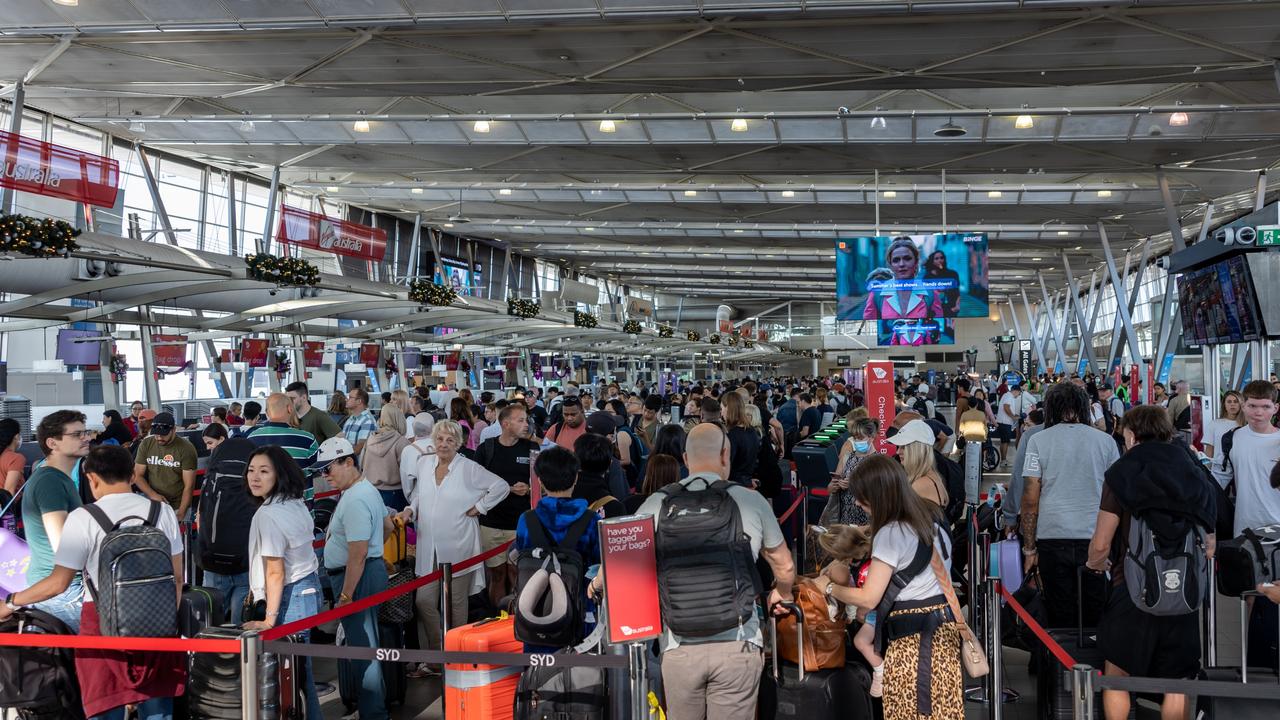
{"left": 513, "top": 510, "right": 594, "bottom": 648}
{"left": 83, "top": 500, "right": 178, "bottom": 638}
{"left": 912, "top": 397, "right": 930, "bottom": 416}
{"left": 935, "top": 450, "right": 966, "bottom": 525}
{"left": 196, "top": 437, "right": 257, "bottom": 575}
{"left": 515, "top": 664, "right": 607, "bottom": 720}
{"left": 654, "top": 477, "right": 762, "bottom": 637}
{"left": 0, "top": 609, "right": 85, "bottom": 719}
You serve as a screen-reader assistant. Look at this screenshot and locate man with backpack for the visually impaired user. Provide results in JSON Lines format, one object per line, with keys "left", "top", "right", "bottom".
{"left": 476, "top": 403, "right": 539, "bottom": 609}
{"left": 1085, "top": 405, "right": 1216, "bottom": 720}
{"left": 2, "top": 445, "right": 186, "bottom": 719}
{"left": 634, "top": 423, "right": 796, "bottom": 720}
{"left": 996, "top": 384, "right": 1027, "bottom": 466}
{"left": 1098, "top": 383, "right": 1126, "bottom": 453}
{"left": 196, "top": 432, "right": 257, "bottom": 624}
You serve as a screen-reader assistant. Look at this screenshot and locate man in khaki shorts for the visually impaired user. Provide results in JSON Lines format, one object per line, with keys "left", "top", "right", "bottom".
{"left": 473, "top": 403, "right": 539, "bottom": 608}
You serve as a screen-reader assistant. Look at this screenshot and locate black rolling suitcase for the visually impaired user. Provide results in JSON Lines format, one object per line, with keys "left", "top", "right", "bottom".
{"left": 0, "top": 608, "right": 86, "bottom": 720}
{"left": 186, "top": 625, "right": 301, "bottom": 719}
{"left": 180, "top": 584, "right": 225, "bottom": 637}
{"left": 759, "top": 602, "right": 874, "bottom": 720}
{"left": 337, "top": 621, "right": 407, "bottom": 712}
{"left": 1197, "top": 595, "right": 1279, "bottom": 720}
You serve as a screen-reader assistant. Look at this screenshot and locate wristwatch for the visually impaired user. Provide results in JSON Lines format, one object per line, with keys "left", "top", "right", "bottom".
{"left": 1021, "top": 546, "right": 1038, "bottom": 556}
{"left": 823, "top": 581, "right": 836, "bottom": 598}
{"left": 4, "top": 593, "right": 19, "bottom": 611}
{"left": 338, "top": 593, "right": 353, "bottom": 604}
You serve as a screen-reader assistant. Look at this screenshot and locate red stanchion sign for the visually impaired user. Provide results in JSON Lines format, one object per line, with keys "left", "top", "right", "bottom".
{"left": 277, "top": 204, "right": 386, "bottom": 262}
{"left": 240, "top": 338, "right": 269, "bottom": 368}
{"left": 303, "top": 341, "right": 325, "bottom": 368}
{"left": 0, "top": 130, "right": 120, "bottom": 208}
{"left": 151, "top": 334, "right": 188, "bottom": 369}
{"left": 864, "top": 359, "right": 896, "bottom": 455}
{"left": 599, "top": 515, "right": 662, "bottom": 644}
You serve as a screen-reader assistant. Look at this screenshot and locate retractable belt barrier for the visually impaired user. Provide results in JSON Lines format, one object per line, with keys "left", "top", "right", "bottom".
{"left": 262, "top": 641, "right": 629, "bottom": 668}
{"left": 998, "top": 581, "right": 1078, "bottom": 671}
{"left": 777, "top": 491, "right": 805, "bottom": 524}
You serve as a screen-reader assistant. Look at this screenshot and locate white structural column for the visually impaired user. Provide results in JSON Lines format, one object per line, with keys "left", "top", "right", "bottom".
{"left": 1019, "top": 288, "right": 1048, "bottom": 373}
{"left": 1038, "top": 275, "right": 1068, "bottom": 372}
{"left": 1106, "top": 241, "right": 1150, "bottom": 372}
{"left": 1098, "top": 223, "right": 1146, "bottom": 373}
{"left": 1060, "top": 253, "right": 1096, "bottom": 372}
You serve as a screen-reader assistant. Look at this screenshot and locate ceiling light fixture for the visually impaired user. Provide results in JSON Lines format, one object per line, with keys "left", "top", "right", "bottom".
{"left": 473, "top": 119, "right": 491, "bottom": 133}
{"left": 353, "top": 110, "right": 370, "bottom": 133}
{"left": 781, "top": 189, "right": 795, "bottom": 198}
{"left": 733, "top": 229, "right": 744, "bottom": 233}
{"left": 443, "top": 223, "right": 454, "bottom": 228}
{"left": 934, "top": 118, "right": 967, "bottom": 137}
{"left": 325, "top": 186, "right": 339, "bottom": 192}
{"left": 882, "top": 190, "right": 897, "bottom": 198}
{"left": 411, "top": 187, "right": 423, "bottom": 194}
{"left": 239, "top": 113, "right": 255, "bottom": 132}
{"left": 730, "top": 110, "right": 749, "bottom": 132}
{"left": 499, "top": 188, "right": 512, "bottom": 195}
{"left": 870, "top": 107, "right": 887, "bottom": 129}
{"left": 128, "top": 112, "right": 145, "bottom": 133}
{"left": 683, "top": 189, "right": 697, "bottom": 197}
{"left": 988, "top": 190, "right": 1002, "bottom": 198}
{"left": 1032, "top": 257, "right": 1042, "bottom": 261}
{"left": 598, "top": 119, "right": 617, "bottom": 133}
{"left": 1014, "top": 107, "right": 1035, "bottom": 129}
{"left": 52, "top": 0, "right": 78, "bottom": 5}
{"left": 1169, "top": 106, "right": 1189, "bottom": 127}
{"left": 1057, "top": 230, "right": 1069, "bottom": 236}
{"left": 585, "top": 227, "right": 596, "bottom": 232}
{"left": 1097, "top": 189, "right": 1113, "bottom": 198}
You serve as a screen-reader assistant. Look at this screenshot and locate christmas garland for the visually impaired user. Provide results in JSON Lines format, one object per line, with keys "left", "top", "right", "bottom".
{"left": 245, "top": 252, "right": 320, "bottom": 287}
{"left": 623, "top": 319, "right": 642, "bottom": 335}
{"left": 686, "top": 330, "right": 701, "bottom": 342}
{"left": 272, "top": 351, "right": 292, "bottom": 378}
{"left": 109, "top": 354, "right": 129, "bottom": 383}
{"left": 728, "top": 335, "right": 739, "bottom": 347}
{"left": 709, "top": 333, "right": 722, "bottom": 345}
{"left": 744, "top": 340, "right": 754, "bottom": 349}
{"left": 0, "top": 213, "right": 81, "bottom": 257}
{"left": 384, "top": 353, "right": 398, "bottom": 380}
{"left": 507, "top": 297, "right": 541, "bottom": 319}
{"left": 410, "top": 279, "right": 457, "bottom": 307}
{"left": 573, "top": 311, "right": 598, "bottom": 329}
{"left": 658, "top": 325, "right": 673, "bottom": 339}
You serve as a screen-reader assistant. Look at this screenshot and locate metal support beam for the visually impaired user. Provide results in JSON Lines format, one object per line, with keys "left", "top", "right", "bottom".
{"left": 1007, "top": 299, "right": 1025, "bottom": 346}
{"left": 1020, "top": 288, "right": 1048, "bottom": 374}
{"left": 135, "top": 144, "right": 180, "bottom": 245}
{"left": 1, "top": 81, "right": 25, "bottom": 213}
{"left": 1061, "top": 253, "right": 1096, "bottom": 372}
{"left": 1251, "top": 339, "right": 1270, "bottom": 382}
{"left": 1083, "top": 269, "right": 1104, "bottom": 360}
{"left": 1256, "top": 171, "right": 1269, "bottom": 213}
{"left": 1038, "top": 275, "right": 1068, "bottom": 372}
{"left": 1228, "top": 344, "right": 1251, "bottom": 390}
{"left": 137, "top": 306, "right": 163, "bottom": 409}
{"left": 98, "top": 330, "right": 119, "bottom": 411}
{"left": 428, "top": 228, "right": 447, "bottom": 286}
{"left": 1098, "top": 223, "right": 1145, "bottom": 369}
{"left": 1107, "top": 242, "right": 1150, "bottom": 372}
{"left": 501, "top": 245, "right": 513, "bottom": 300}
{"left": 1156, "top": 166, "right": 1187, "bottom": 251}
{"left": 227, "top": 173, "right": 238, "bottom": 256}
{"left": 262, "top": 165, "right": 281, "bottom": 253}
{"left": 406, "top": 213, "right": 422, "bottom": 284}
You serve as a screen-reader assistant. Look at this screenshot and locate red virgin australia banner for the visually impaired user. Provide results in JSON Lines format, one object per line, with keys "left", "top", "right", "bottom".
{"left": 0, "top": 130, "right": 119, "bottom": 208}
{"left": 277, "top": 204, "right": 386, "bottom": 261}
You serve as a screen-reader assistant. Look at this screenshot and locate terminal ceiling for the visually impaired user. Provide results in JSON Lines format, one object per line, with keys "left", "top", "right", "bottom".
{"left": 2, "top": 0, "right": 1279, "bottom": 311}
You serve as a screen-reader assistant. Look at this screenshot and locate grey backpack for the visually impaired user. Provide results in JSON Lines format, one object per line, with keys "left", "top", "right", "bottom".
{"left": 1123, "top": 509, "right": 1208, "bottom": 616}
{"left": 84, "top": 501, "right": 178, "bottom": 637}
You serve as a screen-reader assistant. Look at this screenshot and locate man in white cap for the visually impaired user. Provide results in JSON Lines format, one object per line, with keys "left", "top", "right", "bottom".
{"left": 314, "top": 437, "right": 393, "bottom": 720}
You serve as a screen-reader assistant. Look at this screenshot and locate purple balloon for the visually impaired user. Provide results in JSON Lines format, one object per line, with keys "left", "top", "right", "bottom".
{"left": 0, "top": 527, "right": 30, "bottom": 595}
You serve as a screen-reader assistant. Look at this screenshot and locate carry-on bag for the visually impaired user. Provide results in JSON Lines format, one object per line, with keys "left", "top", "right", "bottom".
{"left": 1197, "top": 594, "right": 1279, "bottom": 720}
{"left": 180, "top": 584, "right": 226, "bottom": 637}
{"left": 514, "top": 662, "right": 609, "bottom": 720}
{"left": 186, "top": 625, "right": 301, "bottom": 719}
{"left": 0, "top": 608, "right": 85, "bottom": 720}
{"left": 445, "top": 615, "right": 523, "bottom": 720}
{"left": 759, "top": 601, "right": 873, "bottom": 720}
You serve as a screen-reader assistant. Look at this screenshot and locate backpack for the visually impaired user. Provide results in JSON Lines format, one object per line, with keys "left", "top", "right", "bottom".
{"left": 1216, "top": 524, "right": 1280, "bottom": 597}
{"left": 1122, "top": 508, "right": 1209, "bottom": 616}
{"left": 0, "top": 608, "right": 85, "bottom": 720}
{"left": 83, "top": 500, "right": 178, "bottom": 637}
{"left": 912, "top": 397, "right": 930, "bottom": 416}
{"left": 654, "top": 477, "right": 762, "bottom": 637}
{"left": 196, "top": 437, "right": 257, "bottom": 575}
{"left": 615, "top": 425, "right": 646, "bottom": 487}
{"left": 1101, "top": 397, "right": 1121, "bottom": 436}
{"left": 515, "top": 664, "right": 607, "bottom": 720}
{"left": 935, "top": 451, "right": 966, "bottom": 526}
{"left": 513, "top": 510, "right": 594, "bottom": 648}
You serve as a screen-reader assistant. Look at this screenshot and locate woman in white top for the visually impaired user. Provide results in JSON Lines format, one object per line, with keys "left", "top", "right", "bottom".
{"left": 816, "top": 454, "right": 962, "bottom": 720}
{"left": 399, "top": 420, "right": 509, "bottom": 674}
{"left": 1204, "top": 390, "right": 1245, "bottom": 484}
{"left": 399, "top": 412, "right": 435, "bottom": 500}
{"left": 240, "top": 445, "right": 323, "bottom": 720}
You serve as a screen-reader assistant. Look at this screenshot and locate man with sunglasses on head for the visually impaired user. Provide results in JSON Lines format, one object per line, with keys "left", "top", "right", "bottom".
{"left": 21, "top": 410, "right": 91, "bottom": 631}
{"left": 315, "top": 436, "right": 394, "bottom": 720}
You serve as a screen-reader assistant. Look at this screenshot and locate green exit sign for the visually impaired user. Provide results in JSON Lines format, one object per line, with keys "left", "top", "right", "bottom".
{"left": 1260, "top": 226, "right": 1280, "bottom": 246}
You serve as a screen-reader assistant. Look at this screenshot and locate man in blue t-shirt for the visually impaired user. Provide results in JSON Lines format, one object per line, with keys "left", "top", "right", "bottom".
{"left": 776, "top": 388, "right": 800, "bottom": 435}
{"left": 22, "top": 409, "right": 91, "bottom": 631}
{"left": 797, "top": 393, "right": 822, "bottom": 440}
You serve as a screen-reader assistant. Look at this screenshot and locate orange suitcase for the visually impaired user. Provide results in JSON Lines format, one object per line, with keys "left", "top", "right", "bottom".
{"left": 445, "top": 615, "right": 522, "bottom": 720}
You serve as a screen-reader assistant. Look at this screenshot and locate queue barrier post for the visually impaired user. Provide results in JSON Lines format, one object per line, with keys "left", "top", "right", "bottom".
{"left": 1071, "top": 664, "right": 1095, "bottom": 720}
{"left": 440, "top": 562, "right": 454, "bottom": 639}
{"left": 987, "top": 576, "right": 1003, "bottom": 720}
{"left": 241, "top": 630, "right": 262, "bottom": 719}
{"left": 628, "top": 642, "right": 648, "bottom": 720}
{"left": 799, "top": 485, "right": 809, "bottom": 567}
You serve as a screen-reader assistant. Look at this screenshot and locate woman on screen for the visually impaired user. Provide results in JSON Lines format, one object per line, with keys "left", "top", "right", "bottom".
{"left": 924, "top": 249, "right": 962, "bottom": 316}
{"left": 862, "top": 236, "right": 944, "bottom": 320}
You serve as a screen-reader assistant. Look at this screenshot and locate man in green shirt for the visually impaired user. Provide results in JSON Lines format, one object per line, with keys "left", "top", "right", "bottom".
{"left": 22, "top": 409, "right": 90, "bottom": 631}
{"left": 287, "top": 381, "right": 341, "bottom": 444}
{"left": 132, "top": 412, "right": 198, "bottom": 518}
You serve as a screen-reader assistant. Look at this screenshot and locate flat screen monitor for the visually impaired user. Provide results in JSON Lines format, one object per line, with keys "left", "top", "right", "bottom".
{"left": 1177, "top": 254, "right": 1263, "bottom": 346}
{"left": 876, "top": 318, "right": 956, "bottom": 347}
{"left": 836, "top": 233, "right": 989, "bottom": 320}
{"left": 56, "top": 329, "right": 103, "bottom": 366}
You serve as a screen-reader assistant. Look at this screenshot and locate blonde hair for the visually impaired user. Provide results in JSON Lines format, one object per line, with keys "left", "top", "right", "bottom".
{"left": 721, "top": 390, "right": 751, "bottom": 430}
{"left": 431, "top": 419, "right": 465, "bottom": 446}
{"left": 898, "top": 440, "right": 935, "bottom": 481}
{"left": 390, "top": 389, "right": 411, "bottom": 416}
{"left": 846, "top": 407, "right": 869, "bottom": 422}
{"left": 378, "top": 404, "right": 406, "bottom": 435}
{"left": 848, "top": 416, "right": 879, "bottom": 441}
{"left": 818, "top": 524, "right": 872, "bottom": 563}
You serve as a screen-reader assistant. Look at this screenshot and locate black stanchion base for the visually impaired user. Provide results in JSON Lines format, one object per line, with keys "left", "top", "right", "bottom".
{"left": 964, "top": 686, "right": 1021, "bottom": 704}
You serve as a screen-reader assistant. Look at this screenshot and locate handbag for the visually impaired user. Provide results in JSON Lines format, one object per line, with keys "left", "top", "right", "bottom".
{"left": 379, "top": 566, "right": 417, "bottom": 624}
{"left": 776, "top": 579, "right": 848, "bottom": 671}
{"left": 932, "top": 550, "right": 990, "bottom": 678}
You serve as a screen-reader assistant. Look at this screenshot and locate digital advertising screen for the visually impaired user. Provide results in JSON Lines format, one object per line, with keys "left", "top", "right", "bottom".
{"left": 836, "top": 233, "right": 989, "bottom": 321}
{"left": 876, "top": 318, "right": 956, "bottom": 347}
{"left": 1177, "top": 254, "right": 1263, "bottom": 346}
{"left": 434, "top": 257, "right": 482, "bottom": 297}
{"left": 56, "top": 329, "right": 102, "bottom": 366}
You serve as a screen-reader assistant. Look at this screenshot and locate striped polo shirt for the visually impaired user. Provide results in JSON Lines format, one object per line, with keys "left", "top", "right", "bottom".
{"left": 244, "top": 421, "right": 319, "bottom": 468}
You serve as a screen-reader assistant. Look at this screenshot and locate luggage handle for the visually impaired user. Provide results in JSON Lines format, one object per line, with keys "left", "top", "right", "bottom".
{"left": 769, "top": 600, "right": 804, "bottom": 684}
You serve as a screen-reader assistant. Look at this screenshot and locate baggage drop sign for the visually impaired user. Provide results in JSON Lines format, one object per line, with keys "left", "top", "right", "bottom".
{"left": 599, "top": 515, "right": 662, "bottom": 645}
{"left": 864, "top": 360, "right": 896, "bottom": 455}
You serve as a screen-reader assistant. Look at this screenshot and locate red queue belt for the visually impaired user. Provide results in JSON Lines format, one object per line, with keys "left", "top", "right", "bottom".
{"left": 0, "top": 633, "right": 240, "bottom": 654}
{"left": 998, "top": 582, "right": 1078, "bottom": 671}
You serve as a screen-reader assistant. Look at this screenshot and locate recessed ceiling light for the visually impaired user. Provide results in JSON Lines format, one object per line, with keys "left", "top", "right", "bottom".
{"left": 411, "top": 187, "right": 423, "bottom": 194}
{"left": 443, "top": 223, "right": 454, "bottom": 228}
{"left": 1097, "top": 189, "right": 1113, "bottom": 198}
{"left": 598, "top": 119, "right": 617, "bottom": 133}
{"left": 325, "top": 186, "right": 339, "bottom": 192}
{"left": 1057, "top": 230, "right": 1069, "bottom": 236}
{"left": 882, "top": 190, "right": 897, "bottom": 198}
{"left": 730, "top": 117, "right": 749, "bottom": 132}
{"left": 988, "top": 190, "right": 1002, "bottom": 198}
{"left": 352, "top": 110, "right": 370, "bottom": 133}
{"left": 1015, "top": 114, "right": 1034, "bottom": 130}
{"left": 499, "top": 188, "right": 512, "bottom": 195}
{"left": 781, "top": 189, "right": 795, "bottom": 198}
{"left": 473, "top": 120, "right": 491, "bottom": 133}
{"left": 683, "top": 189, "right": 697, "bottom": 197}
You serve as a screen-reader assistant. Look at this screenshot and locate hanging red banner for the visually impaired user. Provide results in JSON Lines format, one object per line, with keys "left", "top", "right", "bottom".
{"left": 505, "top": 353, "right": 520, "bottom": 371}
{"left": 757, "top": 329, "right": 768, "bottom": 342}
{"left": 151, "top": 335, "right": 188, "bottom": 369}
{"left": 1131, "top": 364, "right": 1141, "bottom": 404}
{"left": 1145, "top": 364, "right": 1154, "bottom": 405}
{"left": 240, "top": 338, "right": 269, "bottom": 368}
{"left": 0, "top": 130, "right": 120, "bottom": 208}
{"left": 359, "top": 343, "right": 382, "bottom": 367}
{"left": 276, "top": 204, "right": 386, "bottom": 261}
{"left": 303, "top": 341, "right": 325, "bottom": 368}
{"left": 864, "top": 360, "right": 896, "bottom": 455}
{"left": 445, "top": 351, "right": 460, "bottom": 371}
{"left": 220, "top": 348, "right": 235, "bottom": 364}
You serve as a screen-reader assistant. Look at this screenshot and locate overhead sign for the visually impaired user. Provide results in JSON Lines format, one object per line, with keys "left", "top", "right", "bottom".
{"left": 303, "top": 341, "right": 325, "bottom": 368}
{"left": 1017, "top": 340, "right": 1033, "bottom": 377}
{"left": 0, "top": 130, "right": 120, "bottom": 208}
{"left": 359, "top": 343, "right": 382, "bottom": 368}
{"left": 151, "top": 334, "right": 188, "bottom": 369}
{"left": 625, "top": 296, "right": 654, "bottom": 319}
{"left": 863, "top": 360, "right": 896, "bottom": 455}
{"left": 277, "top": 204, "right": 387, "bottom": 261}
{"left": 599, "top": 515, "right": 662, "bottom": 645}
{"left": 240, "top": 338, "right": 269, "bottom": 368}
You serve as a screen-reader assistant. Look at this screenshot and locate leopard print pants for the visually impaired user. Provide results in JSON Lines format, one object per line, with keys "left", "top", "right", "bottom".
{"left": 883, "top": 604, "right": 965, "bottom": 720}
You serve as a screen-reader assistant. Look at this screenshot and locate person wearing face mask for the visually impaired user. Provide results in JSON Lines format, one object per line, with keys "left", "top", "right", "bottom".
{"left": 825, "top": 416, "right": 880, "bottom": 526}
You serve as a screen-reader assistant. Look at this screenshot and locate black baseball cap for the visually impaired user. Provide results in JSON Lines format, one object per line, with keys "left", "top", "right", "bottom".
{"left": 151, "top": 412, "right": 176, "bottom": 433}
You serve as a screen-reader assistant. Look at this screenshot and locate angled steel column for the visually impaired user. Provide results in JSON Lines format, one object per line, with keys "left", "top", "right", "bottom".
{"left": 1061, "top": 253, "right": 1096, "bottom": 372}
{"left": 1156, "top": 167, "right": 1187, "bottom": 251}
{"left": 1020, "top": 288, "right": 1048, "bottom": 373}
{"left": 1228, "top": 344, "right": 1251, "bottom": 390}
{"left": 1084, "top": 269, "right": 1104, "bottom": 363}
{"left": 261, "top": 165, "right": 280, "bottom": 253}
{"left": 1, "top": 80, "right": 24, "bottom": 213}
{"left": 1038, "top": 275, "right": 1067, "bottom": 372}
{"left": 1255, "top": 171, "right": 1269, "bottom": 213}
{"left": 427, "top": 228, "right": 447, "bottom": 286}
{"left": 1007, "top": 299, "right": 1025, "bottom": 343}
{"left": 1107, "top": 242, "right": 1150, "bottom": 372}
{"left": 227, "top": 173, "right": 238, "bottom": 256}
{"left": 406, "top": 214, "right": 421, "bottom": 283}
{"left": 137, "top": 306, "right": 163, "bottom": 409}
{"left": 501, "top": 245, "right": 513, "bottom": 300}
{"left": 1155, "top": 202, "right": 1215, "bottom": 373}
{"left": 136, "top": 143, "right": 179, "bottom": 245}
{"left": 1098, "top": 223, "right": 1145, "bottom": 369}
